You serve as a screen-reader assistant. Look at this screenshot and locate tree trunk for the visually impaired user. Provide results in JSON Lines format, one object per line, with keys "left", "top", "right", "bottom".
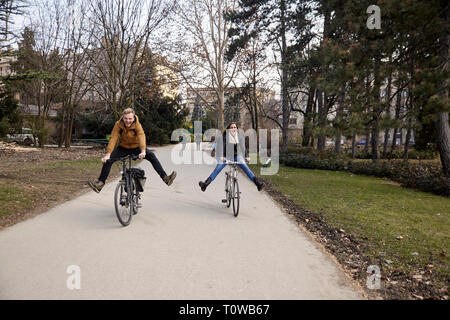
{"left": 403, "top": 53, "right": 416, "bottom": 163}
{"left": 371, "top": 56, "right": 381, "bottom": 163}
{"left": 334, "top": 91, "right": 344, "bottom": 154}
{"left": 64, "top": 107, "right": 72, "bottom": 148}
{"left": 252, "top": 53, "right": 260, "bottom": 152}
{"left": 391, "top": 90, "right": 402, "bottom": 152}
{"left": 403, "top": 120, "right": 412, "bottom": 162}
{"left": 364, "top": 128, "right": 370, "bottom": 154}
{"left": 302, "top": 87, "right": 315, "bottom": 147}
{"left": 351, "top": 132, "right": 356, "bottom": 159}
{"left": 58, "top": 103, "right": 66, "bottom": 148}
{"left": 437, "top": 112, "right": 450, "bottom": 176}
{"left": 280, "top": 0, "right": 289, "bottom": 151}
{"left": 391, "top": 128, "right": 398, "bottom": 152}
{"left": 317, "top": 90, "right": 325, "bottom": 151}
{"left": 310, "top": 94, "right": 317, "bottom": 148}
{"left": 382, "top": 63, "right": 392, "bottom": 157}
{"left": 317, "top": 5, "right": 332, "bottom": 152}
{"left": 371, "top": 122, "right": 379, "bottom": 162}
{"left": 218, "top": 88, "right": 224, "bottom": 132}
{"left": 436, "top": 2, "right": 450, "bottom": 176}
{"left": 382, "top": 130, "right": 389, "bottom": 157}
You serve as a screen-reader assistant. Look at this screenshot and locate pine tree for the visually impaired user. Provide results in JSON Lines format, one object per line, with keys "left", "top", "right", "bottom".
{"left": 227, "top": 0, "right": 307, "bottom": 150}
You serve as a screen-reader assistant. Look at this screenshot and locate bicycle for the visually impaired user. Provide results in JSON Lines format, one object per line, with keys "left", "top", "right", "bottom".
{"left": 221, "top": 160, "right": 241, "bottom": 217}
{"left": 114, "top": 154, "right": 146, "bottom": 226}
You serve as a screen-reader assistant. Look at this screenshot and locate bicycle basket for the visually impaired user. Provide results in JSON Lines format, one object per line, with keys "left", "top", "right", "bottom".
{"left": 130, "top": 167, "right": 146, "bottom": 192}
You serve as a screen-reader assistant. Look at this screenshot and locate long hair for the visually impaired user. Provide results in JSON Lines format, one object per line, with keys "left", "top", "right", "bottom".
{"left": 224, "top": 122, "right": 238, "bottom": 135}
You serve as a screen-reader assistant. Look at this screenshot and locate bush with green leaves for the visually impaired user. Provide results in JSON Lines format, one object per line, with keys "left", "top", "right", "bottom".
{"left": 349, "top": 148, "right": 438, "bottom": 160}
{"left": 0, "top": 91, "right": 22, "bottom": 137}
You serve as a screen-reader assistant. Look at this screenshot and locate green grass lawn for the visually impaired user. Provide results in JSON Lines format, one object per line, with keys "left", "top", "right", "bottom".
{"left": 251, "top": 164, "right": 450, "bottom": 286}
{"left": 0, "top": 184, "right": 34, "bottom": 216}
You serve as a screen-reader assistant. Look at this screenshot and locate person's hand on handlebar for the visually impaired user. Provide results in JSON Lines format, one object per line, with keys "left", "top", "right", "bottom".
{"left": 139, "top": 151, "right": 146, "bottom": 160}
{"left": 101, "top": 153, "right": 111, "bottom": 164}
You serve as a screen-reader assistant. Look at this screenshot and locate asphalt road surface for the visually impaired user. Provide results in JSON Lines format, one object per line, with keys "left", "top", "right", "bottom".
{"left": 0, "top": 144, "right": 364, "bottom": 299}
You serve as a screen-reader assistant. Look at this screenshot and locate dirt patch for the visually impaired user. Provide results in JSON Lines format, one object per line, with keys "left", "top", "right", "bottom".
{"left": 260, "top": 178, "right": 448, "bottom": 300}
{"left": 0, "top": 143, "right": 170, "bottom": 229}
{"left": 380, "top": 180, "right": 401, "bottom": 186}
{"left": 0, "top": 143, "right": 102, "bottom": 161}
{"left": 0, "top": 145, "right": 120, "bottom": 229}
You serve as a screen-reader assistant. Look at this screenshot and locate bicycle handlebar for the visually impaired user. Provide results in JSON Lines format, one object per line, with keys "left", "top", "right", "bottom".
{"left": 225, "top": 160, "right": 248, "bottom": 165}
{"left": 113, "top": 154, "right": 140, "bottom": 162}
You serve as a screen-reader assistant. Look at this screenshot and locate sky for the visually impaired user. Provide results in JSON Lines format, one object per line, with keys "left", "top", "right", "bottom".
{"left": 5, "top": 0, "right": 324, "bottom": 105}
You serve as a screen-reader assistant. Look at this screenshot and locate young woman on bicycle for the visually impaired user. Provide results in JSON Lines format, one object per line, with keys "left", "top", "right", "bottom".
{"left": 88, "top": 108, "right": 177, "bottom": 193}
{"left": 198, "top": 122, "right": 264, "bottom": 192}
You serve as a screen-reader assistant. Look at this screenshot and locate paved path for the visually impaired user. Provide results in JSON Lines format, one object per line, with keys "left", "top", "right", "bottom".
{"left": 0, "top": 144, "right": 364, "bottom": 299}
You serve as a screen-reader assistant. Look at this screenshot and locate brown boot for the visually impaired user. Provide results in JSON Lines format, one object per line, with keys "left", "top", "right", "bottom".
{"left": 88, "top": 180, "right": 105, "bottom": 193}
{"left": 163, "top": 171, "right": 177, "bottom": 186}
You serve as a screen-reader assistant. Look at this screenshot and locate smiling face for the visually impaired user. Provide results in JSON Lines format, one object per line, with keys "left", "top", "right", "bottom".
{"left": 229, "top": 123, "right": 237, "bottom": 135}
{"left": 123, "top": 112, "right": 135, "bottom": 127}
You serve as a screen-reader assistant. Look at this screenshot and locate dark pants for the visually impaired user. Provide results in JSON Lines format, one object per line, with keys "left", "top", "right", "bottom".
{"left": 99, "top": 146, "right": 167, "bottom": 183}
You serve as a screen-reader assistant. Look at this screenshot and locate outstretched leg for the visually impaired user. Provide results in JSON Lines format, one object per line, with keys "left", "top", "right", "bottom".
{"left": 98, "top": 147, "right": 129, "bottom": 183}
{"left": 145, "top": 149, "right": 176, "bottom": 186}
{"left": 199, "top": 162, "right": 226, "bottom": 192}
{"left": 237, "top": 157, "right": 264, "bottom": 191}
{"left": 237, "top": 162, "right": 255, "bottom": 181}
{"left": 88, "top": 147, "right": 129, "bottom": 193}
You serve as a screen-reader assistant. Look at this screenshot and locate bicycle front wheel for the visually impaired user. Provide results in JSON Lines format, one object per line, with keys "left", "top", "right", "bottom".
{"left": 232, "top": 178, "right": 240, "bottom": 217}
{"left": 225, "top": 174, "right": 232, "bottom": 208}
{"left": 114, "top": 180, "right": 133, "bottom": 226}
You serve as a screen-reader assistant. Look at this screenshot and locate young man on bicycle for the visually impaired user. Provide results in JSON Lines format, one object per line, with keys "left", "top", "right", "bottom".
{"left": 198, "top": 122, "right": 264, "bottom": 192}
{"left": 88, "top": 108, "right": 177, "bottom": 193}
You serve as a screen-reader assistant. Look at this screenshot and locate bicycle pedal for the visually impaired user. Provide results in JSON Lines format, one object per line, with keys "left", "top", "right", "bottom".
{"left": 221, "top": 199, "right": 227, "bottom": 203}
{"left": 136, "top": 204, "right": 142, "bottom": 208}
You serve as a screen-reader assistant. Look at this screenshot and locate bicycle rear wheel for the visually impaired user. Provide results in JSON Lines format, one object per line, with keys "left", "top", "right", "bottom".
{"left": 232, "top": 178, "right": 240, "bottom": 217}
{"left": 114, "top": 180, "right": 133, "bottom": 226}
{"left": 129, "top": 178, "right": 139, "bottom": 216}
{"left": 132, "top": 193, "right": 139, "bottom": 215}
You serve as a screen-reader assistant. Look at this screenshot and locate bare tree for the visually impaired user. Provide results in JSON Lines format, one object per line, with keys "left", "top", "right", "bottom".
{"left": 86, "top": 0, "right": 173, "bottom": 119}
{"left": 15, "top": 0, "right": 67, "bottom": 146}
{"left": 0, "top": 0, "right": 25, "bottom": 44}
{"left": 58, "top": 0, "right": 95, "bottom": 147}
{"left": 436, "top": 5, "right": 450, "bottom": 177}
{"left": 173, "top": 0, "right": 240, "bottom": 131}
{"left": 229, "top": 36, "right": 274, "bottom": 132}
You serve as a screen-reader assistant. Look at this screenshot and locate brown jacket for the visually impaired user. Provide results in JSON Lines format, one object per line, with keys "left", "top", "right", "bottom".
{"left": 106, "top": 115, "right": 146, "bottom": 153}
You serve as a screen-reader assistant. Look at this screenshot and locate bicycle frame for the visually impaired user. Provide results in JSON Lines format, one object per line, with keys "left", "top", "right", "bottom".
{"left": 224, "top": 160, "right": 241, "bottom": 216}
{"left": 120, "top": 155, "right": 138, "bottom": 198}
{"left": 114, "top": 154, "right": 141, "bottom": 226}
{"left": 226, "top": 161, "right": 239, "bottom": 180}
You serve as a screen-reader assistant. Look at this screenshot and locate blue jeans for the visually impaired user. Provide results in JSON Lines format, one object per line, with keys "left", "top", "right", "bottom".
{"left": 208, "top": 155, "right": 255, "bottom": 182}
